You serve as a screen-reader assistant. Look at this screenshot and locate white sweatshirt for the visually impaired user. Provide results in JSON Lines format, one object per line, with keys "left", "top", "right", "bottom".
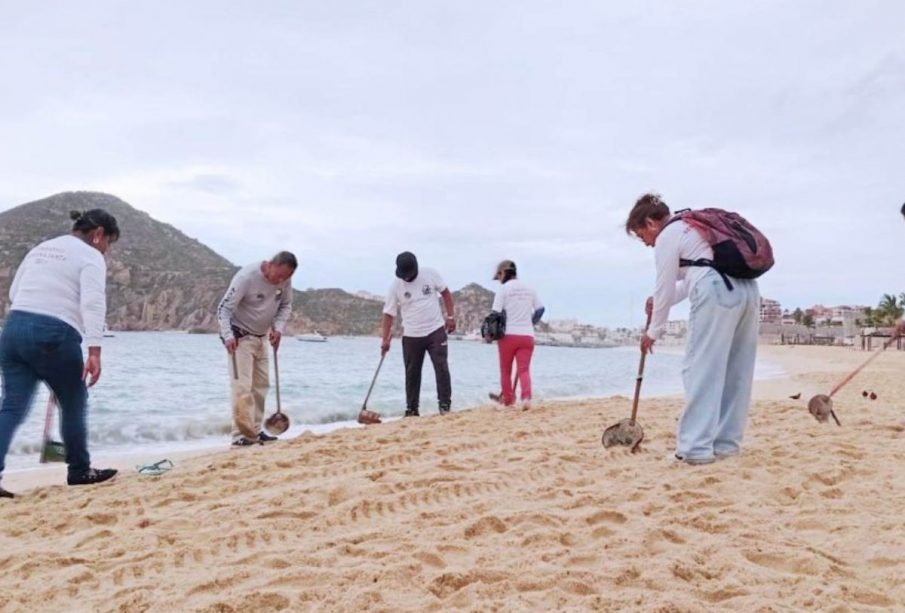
{"left": 491, "top": 279, "right": 543, "bottom": 337}
{"left": 8, "top": 235, "right": 107, "bottom": 346}
{"left": 648, "top": 220, "right": 713, "bottom": 340}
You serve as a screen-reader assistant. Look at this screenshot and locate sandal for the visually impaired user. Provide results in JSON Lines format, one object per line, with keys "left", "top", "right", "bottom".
{"left": 357, "top": 409, "right": 382, "bottom": 425}
{"left": 136, "top": 459, "right": 174, "bottom": 476}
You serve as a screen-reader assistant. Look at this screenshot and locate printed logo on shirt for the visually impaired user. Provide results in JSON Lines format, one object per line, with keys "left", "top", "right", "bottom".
{"left": 255, "top": 293, "right": 265, "bottom": 301}
{"left": 404, "top": 291, "right": 411, "bottom": 299}
{"left": 421, "top": 285, "right": 432, "bottom": 296}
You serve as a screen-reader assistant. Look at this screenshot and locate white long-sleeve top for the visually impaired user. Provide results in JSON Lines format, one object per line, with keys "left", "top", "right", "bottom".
{"left": 491, "top": 279, "right": 543, "bottom": 337}
{"left": 8, "top": 235, "right": 107, "bottom": 346}
{"left": 647, "top": 220, "right": 713, "bottom": 340}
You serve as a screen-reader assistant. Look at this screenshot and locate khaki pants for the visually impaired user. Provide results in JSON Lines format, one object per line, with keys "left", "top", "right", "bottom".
{"left": 229, "top": 336, "right": 269, "bottom": 440}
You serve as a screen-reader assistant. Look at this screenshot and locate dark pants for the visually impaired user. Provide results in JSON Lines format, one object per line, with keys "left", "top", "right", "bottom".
{"left": 402, "top": 326, "right": 451, "bottom": 413}
{"left": 0, "top": 311, "right": 90, "bottom": 477}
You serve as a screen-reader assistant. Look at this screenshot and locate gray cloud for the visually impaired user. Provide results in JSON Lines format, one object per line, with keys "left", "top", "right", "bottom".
{"left": 1, "top": 1, "right": 904, "bottom": 326}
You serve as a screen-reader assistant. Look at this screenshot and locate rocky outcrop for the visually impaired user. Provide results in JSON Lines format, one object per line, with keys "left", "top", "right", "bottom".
{"left": 0, "top": 192, "right": 496, "bottom": 336}
{"left": 451, "top": 283, "right": 495, "bottom": 333}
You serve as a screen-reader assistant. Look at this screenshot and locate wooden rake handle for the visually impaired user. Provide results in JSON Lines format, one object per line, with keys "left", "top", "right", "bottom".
{"left": 273, "top": 345, "right": 282, "bottom": 415}
{"left": 629, "top": 310, "right": 654, "bottom": 424}
{"left": 828, "top": 334, "right": 898, "bottom": 398}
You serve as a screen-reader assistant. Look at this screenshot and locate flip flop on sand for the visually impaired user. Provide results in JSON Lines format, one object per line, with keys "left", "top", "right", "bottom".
{"left": 358, "top": 409, "right": 381, "bottom": 425}
{"left": 136, "top": 459, "right": 174, "bottom": 476}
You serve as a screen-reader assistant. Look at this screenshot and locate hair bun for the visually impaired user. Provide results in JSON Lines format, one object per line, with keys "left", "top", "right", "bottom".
{"left": 69, "top": 210, "right": 83, "bottom": 221}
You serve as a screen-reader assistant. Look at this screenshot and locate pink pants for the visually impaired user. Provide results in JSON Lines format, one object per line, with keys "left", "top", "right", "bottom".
{"left": 498, "top": 335, "right": 535, "bottom": 405}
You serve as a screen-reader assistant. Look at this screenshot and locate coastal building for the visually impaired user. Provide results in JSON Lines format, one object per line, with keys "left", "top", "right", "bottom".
{"left": 759, "top": 298, "right": 782, "bottom": 323}
{"left": 665, "top": 320, "right": 687, "bottom": 336}
{"left": 547, "top": 319, "right": 579, "bottom": 333}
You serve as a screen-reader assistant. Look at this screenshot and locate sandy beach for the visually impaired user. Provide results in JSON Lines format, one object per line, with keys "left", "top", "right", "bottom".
{"left": 1, "top": 344, "right": 903, "bottom": 612}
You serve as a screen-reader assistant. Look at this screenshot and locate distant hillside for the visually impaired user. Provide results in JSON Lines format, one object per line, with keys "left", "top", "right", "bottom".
{"left": 452, "top": 283, "right": 494, "bottom": 333}
{"left": 0, "top": 192, "right": 495, "bottom": 336}
{"left": 0, "top": 192, "right": 237, "bottom": 332}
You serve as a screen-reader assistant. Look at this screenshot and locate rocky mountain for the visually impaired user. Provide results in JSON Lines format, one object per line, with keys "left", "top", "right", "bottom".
{"left": 451, "top": 283, "right": 494, "bottom": 333}
{"left": 0, "top": 192, "right": 495, "bottom": 336}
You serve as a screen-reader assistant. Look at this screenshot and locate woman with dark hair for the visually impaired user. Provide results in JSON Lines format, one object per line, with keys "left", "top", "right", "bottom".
{"left": 626, "top": 193, "right": 759, "bottom": 465}
{"left": 0, "top": 209, "right": 121, "bottom": 498}
{"left": 487, "top": 260, "right": 544, "bottom": 410}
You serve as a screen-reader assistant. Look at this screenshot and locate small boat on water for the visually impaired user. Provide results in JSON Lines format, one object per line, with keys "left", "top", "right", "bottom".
{"left": 296, "top": 330, "right": 327, "bottom": 343}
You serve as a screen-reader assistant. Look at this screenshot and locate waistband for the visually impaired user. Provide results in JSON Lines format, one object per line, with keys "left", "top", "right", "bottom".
{"left": 231, "top": 324, "right": 265, "bottom": 339}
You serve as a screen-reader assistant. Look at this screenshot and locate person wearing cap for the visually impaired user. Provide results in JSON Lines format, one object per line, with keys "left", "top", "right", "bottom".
{"left": 381, "top": 252, "right": 456, "bottom": 416}
{"left": 486, "top": 260, "right": 544, "bottom": 409}
{"left": 0, "top": 209, "right": 122, "bottom": 498}
{"left": 217, "top": 251, "right": 297, "bottom": 447}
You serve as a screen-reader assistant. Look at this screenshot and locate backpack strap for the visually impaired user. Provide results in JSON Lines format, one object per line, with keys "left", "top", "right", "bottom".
{"left": 679, "top": 258, "right": 735, "bottom": 291}
{"left": 669, "top": 208, "right": 735, "bottom": 291}
{"left": 661, "top": 209, "right": 691, "bottom": 231}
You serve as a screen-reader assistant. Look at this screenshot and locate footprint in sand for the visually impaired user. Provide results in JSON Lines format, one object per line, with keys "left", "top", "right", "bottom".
{"left": 584, "top": 510, "right": 627, "bottom": 526}
{"left": 464, "top": 515, "right": 507, "bottom": 538}
{"left": 743, "top": 550, "right": 821, "bottom": 575}
{"left": 414, "top": 551, "right": 446, "bottom": 568}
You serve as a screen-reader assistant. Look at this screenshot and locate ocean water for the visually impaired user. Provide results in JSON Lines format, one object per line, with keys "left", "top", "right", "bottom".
{"left": 2, "top": 333, "right": 784, "bottom": 469}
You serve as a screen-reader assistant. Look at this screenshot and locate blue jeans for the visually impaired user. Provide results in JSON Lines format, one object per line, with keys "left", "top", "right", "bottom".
{"left": 0, "top": 310, "right": 91, "bottom": 477}
{"left": 678, "top": 270, "right": 760, "bottom": 461}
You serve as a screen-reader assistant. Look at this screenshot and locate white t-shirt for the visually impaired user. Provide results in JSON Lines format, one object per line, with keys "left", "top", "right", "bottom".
{"left": 491, "top": 279, "right": 543, "bottom": 337}
{"left": 8, "top": 235, "right": 107, "bottom": 346}
{"left": 648, "top": 219, "right": 713, "bottom": 340}
{"left": 383, "top": 267, "right": 448, "bottom": 337}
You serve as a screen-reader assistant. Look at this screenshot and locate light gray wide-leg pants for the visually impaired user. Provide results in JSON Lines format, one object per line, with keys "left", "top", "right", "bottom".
{"left": 678, "top": 270, "right": 760, "bottom": 461}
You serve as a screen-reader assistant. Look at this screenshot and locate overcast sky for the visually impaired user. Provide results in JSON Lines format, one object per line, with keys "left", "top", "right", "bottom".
{"left": 1, "top": 1, "right": 903, "bottom": 327}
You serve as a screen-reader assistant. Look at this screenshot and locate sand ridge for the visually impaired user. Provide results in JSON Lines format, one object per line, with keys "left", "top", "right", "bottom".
{"left": 0, "top": 345, "right": 903, "bottom": 611}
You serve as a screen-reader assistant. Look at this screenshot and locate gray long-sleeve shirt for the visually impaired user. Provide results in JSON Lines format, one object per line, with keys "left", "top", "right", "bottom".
{"left": 217, "top": 262, "right": 292, "bottom": 341}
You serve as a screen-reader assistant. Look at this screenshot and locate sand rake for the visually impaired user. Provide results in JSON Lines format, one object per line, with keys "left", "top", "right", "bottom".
{"left": 808, "top": 334, "right": 899, "bottom": 426}
{"left": 357, "top": 355, "right": 384, "bottom": 425}
{"left": 264, "top": 345, "right": 290, "bottom": 435}
{"left": 602, "top": 312, "right": 652, "bottom": 452}
{"left": 39, "top": 391, "right": 66, "bottom": 464}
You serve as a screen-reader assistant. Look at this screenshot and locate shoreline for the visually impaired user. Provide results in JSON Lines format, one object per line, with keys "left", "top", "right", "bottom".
{"left": 3, "top": 344, "right": 789, "bottom": 492}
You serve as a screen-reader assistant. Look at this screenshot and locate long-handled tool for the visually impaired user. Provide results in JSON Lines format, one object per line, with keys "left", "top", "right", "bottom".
{"left": 489, "top": 371, "right": 519, "bottom": 404}
{"left": 264, "top": 345, "right": 290, "bottom": 435}
{"left": 39, "top": 391, "right": 66, "bottom": 464}
{"left": 808, "top": 334, "right": 899, "bottom": 426}
{"left": 601, "top": 311, "right": 652, "bottom": 452}
{"left": 358, "top": 355, "right": 384, "bottom": 425}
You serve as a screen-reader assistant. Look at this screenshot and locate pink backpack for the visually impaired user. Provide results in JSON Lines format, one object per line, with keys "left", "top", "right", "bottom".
{"left": 665, "top": 208, "right": 774, "bottom": 289}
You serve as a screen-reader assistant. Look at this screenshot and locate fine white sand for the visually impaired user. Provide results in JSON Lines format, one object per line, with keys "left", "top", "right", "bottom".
{"left": 0, "top": 344, "right": 903, "bottom": 611}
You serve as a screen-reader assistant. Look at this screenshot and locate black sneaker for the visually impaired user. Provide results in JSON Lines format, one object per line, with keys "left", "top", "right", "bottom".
{"left": 257, "top": 431, "right": 278, "bottom": 443}
{"left": 67, "top": 468, "right": 118, "bottom": 486}
{"left": 0, "top": 486, "right": 13, "bottom": 499}
{"left": 439, "top": 404, "right": 451, "bottom": 415}
{"left": 404, "top": 408, "right": 420, "bottom": 417}
{"left": 231, "top": 437, "right": 261, "bottom": 447}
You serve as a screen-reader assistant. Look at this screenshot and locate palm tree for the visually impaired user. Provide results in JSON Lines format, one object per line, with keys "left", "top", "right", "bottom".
{"left": 877, "top": 294, "right": 904, "bottom": 326}
{"left": 862, "top": 306, "right": 876, "bottom": 327}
